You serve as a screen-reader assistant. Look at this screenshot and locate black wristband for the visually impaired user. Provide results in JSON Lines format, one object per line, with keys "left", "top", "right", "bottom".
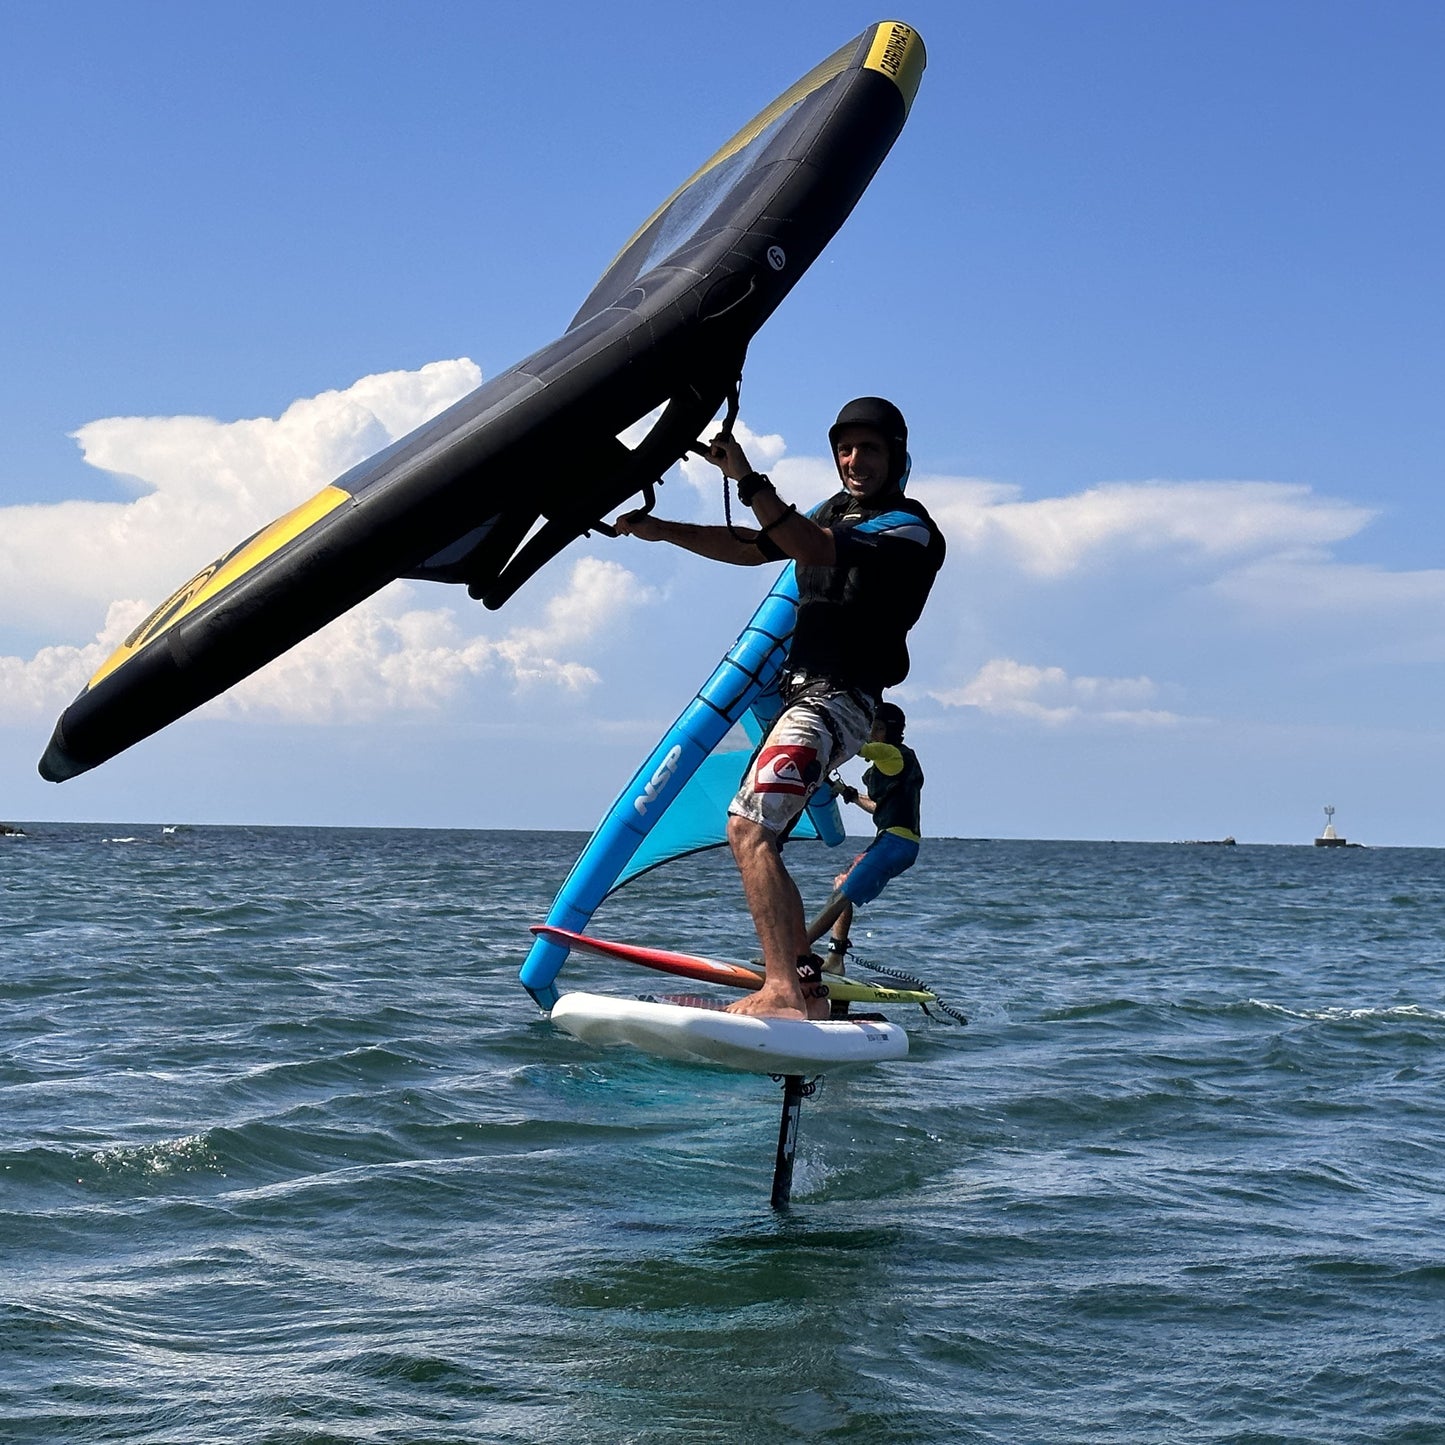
{"left": 756, "top": 503, "right": 796, "bottom": 538}
{"left": 736, "top": 471, "right": 774, "bottom": 507}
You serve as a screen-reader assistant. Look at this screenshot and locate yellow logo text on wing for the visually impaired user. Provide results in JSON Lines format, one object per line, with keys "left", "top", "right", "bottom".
{"left": 87, "top": 484, "right": 351, "bottom": 689}
{"left": 864, "top": 22, "right": 926, "bottom": 113}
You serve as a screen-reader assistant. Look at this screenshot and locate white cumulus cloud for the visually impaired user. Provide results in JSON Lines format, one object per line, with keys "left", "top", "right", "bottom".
{"left": 0, "top": 600, "right": 149, "bottom": 717}
{"left": 1, "top": 362, "right": 658, "bottom": 722}
{"left": 933, "top": 657, "right": 1183, "bottom": 727}
{"left": 1210, "top": 552, "right": 1445, "bottom": 615}
{"left": 216, "top": 557, "right": 655, "bottom": 722}
{"left": 9, "top": 370, "right": 1431, "bottom": 747}
{"left": 912, "top": 477, "right": 1374, "bottom": 579}
{"left": 1, "top": 359, "right": 483, "bottom": 636}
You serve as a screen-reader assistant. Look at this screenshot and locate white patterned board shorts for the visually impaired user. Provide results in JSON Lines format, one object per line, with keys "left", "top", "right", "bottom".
{"left": 728, "top": 688, "right": 875, "bottom": 836}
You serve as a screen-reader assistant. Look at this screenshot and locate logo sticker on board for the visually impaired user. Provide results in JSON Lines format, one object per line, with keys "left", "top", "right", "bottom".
{"left": 754, "top": 744, "right": 817, "bottom": 794}
{"left": 767, "top": 246, "right": 786, "bottom": 271}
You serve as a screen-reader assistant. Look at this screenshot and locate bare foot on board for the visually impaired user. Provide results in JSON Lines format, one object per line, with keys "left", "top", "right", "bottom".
{"left": 726, "top": 981, "right": 831, "bottom": 1021}
{"left": 726, "top": 983, "right": 807, "bottom": 1020}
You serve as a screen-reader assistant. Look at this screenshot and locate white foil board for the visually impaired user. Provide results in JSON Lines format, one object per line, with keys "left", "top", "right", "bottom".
{"left": 550, "top": 991, "right": 909, "bottom": 1074}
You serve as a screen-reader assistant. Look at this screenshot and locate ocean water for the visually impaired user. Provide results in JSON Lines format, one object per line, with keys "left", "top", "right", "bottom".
{"left": 3, "top": 824, "right": 1444, "bottom": 1444}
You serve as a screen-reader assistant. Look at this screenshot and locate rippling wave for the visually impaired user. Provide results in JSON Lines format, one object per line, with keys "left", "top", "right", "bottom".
{"left": 3, "top": 826, "right": 1444, "bottom": 1441}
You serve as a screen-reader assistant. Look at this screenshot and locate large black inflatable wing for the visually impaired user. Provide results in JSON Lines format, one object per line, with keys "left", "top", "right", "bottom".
{"left": 40, "top": 20, "right": 926, "bottom": 783}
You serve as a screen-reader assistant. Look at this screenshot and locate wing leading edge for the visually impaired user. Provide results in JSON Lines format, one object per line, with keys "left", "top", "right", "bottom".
{"left": 40, "top": 21, "right": 925, "bottom": 782}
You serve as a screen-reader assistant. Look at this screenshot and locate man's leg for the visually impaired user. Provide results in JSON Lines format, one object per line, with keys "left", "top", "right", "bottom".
{"left": 807, "top": 831, "right": 871, "bottom": 965}
{"left": 726, "top": 814, "right": 827, "bottom": 1020}
{"left": 723, "top": 690, "right": 873, "bottom": 1019}
{"left": 806, "top": 893, "right": 855, "bottom": 971}
{"left": 825, "top": 900, "right": 855, "bottom": 966}
{"left": 805, "top": 890, "right": 853, "bottom": 960}
{"left": 805, "top": 893, "right": 847, "bottom": 947}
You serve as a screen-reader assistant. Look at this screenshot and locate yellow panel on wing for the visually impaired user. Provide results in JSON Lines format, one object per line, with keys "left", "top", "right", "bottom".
{"left": 864, "top": 22, "right": 926, "bottom": 113}
{"left": 87, "top": 484, "right": 351, "bottom": 689}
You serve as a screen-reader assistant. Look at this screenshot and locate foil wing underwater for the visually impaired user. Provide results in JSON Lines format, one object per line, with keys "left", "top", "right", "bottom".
{"left": 40, "top": 21, "right": 925, "bottom": 782}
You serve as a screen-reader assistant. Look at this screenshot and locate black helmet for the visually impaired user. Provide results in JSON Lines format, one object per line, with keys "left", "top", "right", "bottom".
{"left": 874, "top": 701, "right": 906, "bottom": 739}
{"left": 829, "top": 397, "right": 908, "bottom": 487}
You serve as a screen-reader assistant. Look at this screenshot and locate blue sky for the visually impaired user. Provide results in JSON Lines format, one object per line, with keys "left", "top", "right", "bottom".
{"left": 4, "top": 1, "right": 1443, "bottom": 845}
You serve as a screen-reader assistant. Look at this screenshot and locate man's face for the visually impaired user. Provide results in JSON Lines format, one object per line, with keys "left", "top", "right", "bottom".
{"left": 832, "top": 425, "right": 892, "bottom": 501}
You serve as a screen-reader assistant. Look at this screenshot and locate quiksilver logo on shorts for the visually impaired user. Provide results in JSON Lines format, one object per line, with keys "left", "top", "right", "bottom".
{"left": 755, "top": 744, "right": 817, "bottom": 794}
